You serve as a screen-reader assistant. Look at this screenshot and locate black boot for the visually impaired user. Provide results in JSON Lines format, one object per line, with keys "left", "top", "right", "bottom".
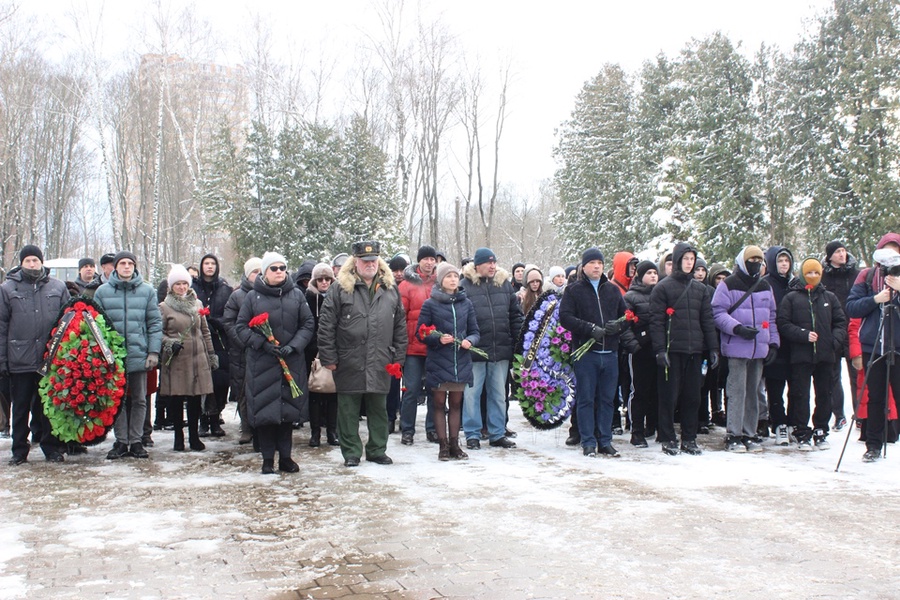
{"left": 438, "top": 439, "right": 450, "bottom": 461}
{"left": 209, "top": 413, "right": 226, "bottom": 437}
{"left": 309, "top": 427, "right": 321, "bottom": 447}
{"left": 261, "top": 458, "right": 275, "bottom": 474}
{"left": 198, "top": 414, "right": 210, "bottom": 437}
{"left": 173, "top": 427, "right": 185, "bottom": 451}
{"left": 187, "top": 399, "right": 205, "bottom": 451}
{"left": 326, "top": 428, "right": 339, "bottom": 446}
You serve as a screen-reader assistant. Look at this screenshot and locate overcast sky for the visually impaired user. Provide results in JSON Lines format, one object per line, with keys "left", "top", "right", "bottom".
{"left": 30, "top": 0, "right": 834, "bottom": 190}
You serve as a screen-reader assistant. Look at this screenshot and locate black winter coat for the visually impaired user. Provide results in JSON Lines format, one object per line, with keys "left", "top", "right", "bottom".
{"left": 821, "top": 255, "right": 859, "bottom": 308}
{"left": 559, "top": 273, "right": 626, "bottom": 353}
{"left": 648, "top": 242, "right": 718, "bottom": 356}
{"left": 222, "top": 275, "right": 253, "bottom": 383}
{"left": 620, "top": 280, "right": 654, "bottom": 354}
{"left": 304, "top": 286, "right": 328, "bottom": 367}
{"left": 762, "top": 246, "right": 794, "bottom": 376}
{"left": 235, "top": 275, "right": 315, "bottom": 427}
{"left": 0, "top": 267, "right": 69, "bottom": 374}
{"left": 416, "top": 286, "right": 480, "bottom": 389}
{"left": 459, "top": 263, "right": 523, "bottom": 362}
{"left": 776, "top": 280, "right": 847, "bottom": 365}
{"left": 192, "top": 257, "right": 234, "bottom": 361}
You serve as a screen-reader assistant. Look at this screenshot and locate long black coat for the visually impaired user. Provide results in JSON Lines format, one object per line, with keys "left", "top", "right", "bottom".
{"left": 620, "top": 280, "right": 654, "bottom": 354}
{"left": 416, "top": 286, "right": 480, "bottom": 389}
{"left": 648, "top": 242, "right": 718, "bottom": 356}
{"left": 777, "top": 280, "right": 847, "bottom": 365}
{"left": 222, "top": 275, "right": 253, "bottom": 387}
{"left": 235, "top": 275, "right": 314, "bottom": 427}
{"left": 192, "top": 256, "right": 234, "bottom": 361}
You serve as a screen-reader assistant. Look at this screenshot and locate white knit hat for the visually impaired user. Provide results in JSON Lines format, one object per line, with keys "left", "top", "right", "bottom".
{"left": 261, "top": 251, "right": 287, "bottom": 275}
{"left": 167, "top": 264, "right": 192, "bottom": 288}
{"left": 549, "top": 266, "right": 565, "bottom": 280}
{"left": 243, "top": 257, "right": 262, "bottom": 277}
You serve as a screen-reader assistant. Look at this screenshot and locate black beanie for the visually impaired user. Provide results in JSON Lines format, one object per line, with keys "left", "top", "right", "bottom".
{"left": 389, "top": 255, "right": 409, "bottom": 271}
{"left": 581, "top": 247, "right": 605, "bottom": 267}
{"left": 113, "top": 251, "right": 138, "bottom": 269}
{"left": 417, "top": 245, "right": 437, "bottom": 262}
{"left": 635, "top": 260, "right": 657, "bottom": 281}
{"left": 100, "top": 253, "right": 116, "bottom": 266}
{"left": 78, "top": 257, "right": 95, "bottom": 269}
{"left": 825, "top": 240, "right": 846, "bottom": 263}
{"left": 19, "top": 245, "right": 43, "bottom": 264}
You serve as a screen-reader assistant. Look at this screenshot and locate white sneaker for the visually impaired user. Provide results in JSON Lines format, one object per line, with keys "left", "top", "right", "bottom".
{"left": 798, "top": 439, "right": 814, "bottom": 452}
{"left": 775, "top": 424, "right": 789, "bottom": 447}
{"left": 788, "top": 426, "right": 798, "bottom": 445}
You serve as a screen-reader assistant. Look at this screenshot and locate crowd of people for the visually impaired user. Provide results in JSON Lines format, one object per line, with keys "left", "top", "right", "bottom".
{"left": 1, "top": 232, "right": 898, "bottom": 473}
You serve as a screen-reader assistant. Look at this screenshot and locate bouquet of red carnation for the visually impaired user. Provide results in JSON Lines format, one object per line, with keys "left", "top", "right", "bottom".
{"left": 248, "top": 312, "right": 302, "bottom": 398}
{"left": 38, "top": 298, "right": 127, "bottom": 444}
{"left": 417, "top": 324, "right": 489, "bottom": 358}
{"left": 385, "top": 362, "right": 403, "bottom": 378}
{"left": 571, "top": 309, "right": 639, "bottom": 361}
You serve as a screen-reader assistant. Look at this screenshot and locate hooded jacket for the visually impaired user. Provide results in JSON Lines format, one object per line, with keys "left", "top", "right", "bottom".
{"left": 416, "top": 285, "right": 480, "bottom": 389}
{"left": 711, "top": 247, "right": 780, "bottom": 360}
{"left": 777, "top": 268, "right": 847, "bottom": 364}
{"left": 761, "top": 247, "right": 794, "bottom": 375}
{"left": 94, "top": 270, "right": 163, "bottom": 374}
{"left": 620, "top": 277, "right": 654, "bottom": 354}
{"left": 459, "top": 263, "right": 524, "bottom": 362}
{"left": 706, "top": 263, "right": 730, "bottom": 289}
{"left": 192, "top": 253, "right": 233, "bottom": 361}
{"left": 235, "top": 273, "right": 315, "bottom": 426}
{"left": 399, "top": 264, "right": 437, "bottom": 357}
{"left": 846, "top": 233, "right": 900, "bottom": 355}
{"left": 648, "top": 242, "right": 719, "bottom": 356}
{"left": 821, "top": 252, "right": 859, "bottom": 309}
{"left": 222, "top": 274, "right": 255, "bottom": 378}
{"left": 611, "top": 252, "right": 636, "bottom": 296}
{"left": 0, "top": 267, "right": 69, "bottom": 374}
{"left": 317, "top": 258, "right": 407, "bottom": 394}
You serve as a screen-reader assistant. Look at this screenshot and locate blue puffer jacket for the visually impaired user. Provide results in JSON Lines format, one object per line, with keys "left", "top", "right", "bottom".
{"left": 94, "top": 270, "right": 163, "bottom": 373}
{"left": 0, "top": 267, "right": 69, "bottom": 374}
{"left": 416, "top": 286, "right": 480, "bottom": 389}
{"left": 711, "top": 260, "right": 780, "bottom": 360}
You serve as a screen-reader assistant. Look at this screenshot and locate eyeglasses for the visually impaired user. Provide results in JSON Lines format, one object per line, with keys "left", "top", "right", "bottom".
{"left": 316, "top": 277, "right": 333, "bottom": 283}
{"left": 268, "top": 265, "right": 287, "bottom": 272}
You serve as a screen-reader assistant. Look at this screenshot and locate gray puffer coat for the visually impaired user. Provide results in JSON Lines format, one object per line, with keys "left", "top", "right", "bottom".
{"left": 235, "top": 275, "right": 314, "bottom": 427}
{"left": 0, "top": 267, "right": 69, "bottom": 374}
{"left": 317, "top": 258, "right": 407, "bottom": 395}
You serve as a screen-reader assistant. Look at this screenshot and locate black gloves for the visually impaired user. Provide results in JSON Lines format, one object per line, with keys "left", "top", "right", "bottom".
{"left": 590, "top": 326, "right": 605, "bottom": 342}
{"left": 764, "top": 345, "right": 778, "bottom": 366}
{"left": 656, "top": 352, "right": 670, "bottom": 368}
{"left": 171, "top": 341, "right": 184, "bottom": 358}
{"left": 733, "top": 325, "right": 759, "bottom": 340}
{"left": 603, "top": 320, "right": 623, "bottom": 336}
{"left": 277, "top": 346, "right": 294, "bottom": 358}
{"left": 709, "top": 350, "right": 720, "bottom": 370}
{"left": 264, "top": 342, "right": 280, "bottom": 356}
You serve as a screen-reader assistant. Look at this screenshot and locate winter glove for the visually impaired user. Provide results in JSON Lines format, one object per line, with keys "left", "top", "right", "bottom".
{"left": 277, "top": 346, "right": 294, "bottom": 358}
{"left": 263, "top": 342, "right": 280, "bottom": 356}
{"left": 656, "top": 352, "right": 670, "bottom": 369}
{"left": 171, "top": 341, "right": 184, "bottom": 358}
{"left": 603, "top": 319, "right": 623, "bottom": 336}
{"left": 764, "top": 345, "right": 778, "bottom": 366}
{"left": 624, "top": 339, "right": 641, "bottom": 355}
{"left": 709, "top": 350, "right": 720, "bottom": 371}
{"left": 732, "top": 325, "right": 759, "bottom": 340}
{"left": 208, "top": 354, "right": 219, "bottom": 371}
{"left": 144, "top": 352, "right": 159, "bottom": 370}
{"left": 590, "top": 326, "right": 606, "bottom": 342}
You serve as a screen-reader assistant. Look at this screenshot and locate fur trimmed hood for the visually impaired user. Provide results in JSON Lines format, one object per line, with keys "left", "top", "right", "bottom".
{"left": 461, "top": 262, "right": 510, "bottom": 286}
{"left": 336, "top": 257, "right": 395, "bottom": 294}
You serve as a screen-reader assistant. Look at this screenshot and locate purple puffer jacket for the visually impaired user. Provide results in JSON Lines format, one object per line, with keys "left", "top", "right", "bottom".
{"left": 711, "top": 270, "right": 780, "bottom": 360}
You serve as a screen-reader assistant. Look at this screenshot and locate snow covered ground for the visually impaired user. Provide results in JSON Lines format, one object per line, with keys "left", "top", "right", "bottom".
{"left": 0, "top": 400, "right": 897, "bottom": 600}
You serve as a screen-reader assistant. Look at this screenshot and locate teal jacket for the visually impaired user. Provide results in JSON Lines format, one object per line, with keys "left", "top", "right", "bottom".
{"left": 94, "top": 271, "right": 162, "bottom": 373}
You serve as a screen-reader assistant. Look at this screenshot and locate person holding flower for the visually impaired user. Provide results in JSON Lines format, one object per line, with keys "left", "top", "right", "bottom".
{"left": 317, "top": 240, "right": 408, "bottom": 467}
{"left": 777, "top": 257, "right": 847, "bottom": 451}
{"left": 559, "top": 247, "right": 628, "bottom": 458}
{"left": 416, "top": 263, "right": 480, "bottom": 461}
{"left": 620, "top": 260, "right": 659, "bottom": 448}
{"left": 159, "top": 265, "right": 216, "bottom": 452}
{"left": 235, "top": 252, "right": 315, "bottom": 474}
{"left": 648, "top": 242, "right": 719, "bottom": 456}
{"left": 711, "top": 246, "right": 781, "bottom": 453}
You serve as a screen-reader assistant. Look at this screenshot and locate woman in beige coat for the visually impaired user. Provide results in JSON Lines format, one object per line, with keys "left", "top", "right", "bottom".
{"left": 160, "top": 265, "right": 216, "bottom": 451}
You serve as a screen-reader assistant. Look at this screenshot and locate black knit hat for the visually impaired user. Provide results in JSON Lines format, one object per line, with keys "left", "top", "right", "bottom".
{"left": 388, "top": 255, "right": 409, "bottom": 271}
{"left": 825, "top": 240, "right": 846, "bottom": 263}
{"left": 19, "top": 244, "right": 43, "bottom": 264}
{"left": 581, "top": 247, "right": 605, "bottom": 267}
{"left": 113, "top": 251, "right": 138, "bottom": 268}
{"left": 635, "top": 260, "right": 657, "bottom": 281}
{"left": 416, "top": 245, "right": 437, "bottom": 262}
{"left": 78, "top": 257, "right": 95, "bottom": 269}
{"left": 99, "top": 253, "right": 116, "bottom": 266}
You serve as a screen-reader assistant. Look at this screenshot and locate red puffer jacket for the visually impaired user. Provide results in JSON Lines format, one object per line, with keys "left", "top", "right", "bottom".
{"left": 399, "top": 265, "right": 436, "bottom": 356}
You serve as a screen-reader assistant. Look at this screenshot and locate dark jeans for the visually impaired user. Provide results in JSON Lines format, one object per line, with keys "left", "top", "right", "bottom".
{"left": 399, "top": 355, "right": 434, "bottom": 434}
{"left": 10, "top": 372, "right": 64, "bottom": 458}
{"left": 658, "top": 353, "right": 703, "bottom": 443}
{"left": 788, "top": 361, "right": 833, "bottom": 440}
{"left": 574, "top": 351, "right": 618, "bottom": 449}
{"left": 387, "top": 376, "right": 401, "bottom": 424}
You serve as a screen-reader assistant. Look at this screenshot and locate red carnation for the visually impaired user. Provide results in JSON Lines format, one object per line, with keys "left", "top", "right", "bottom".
{"left": 666, "top": 307, "right": 675, "bottom": 316}
{"left": 248, "top": 312, "right": 270, "bottom": 328}
{"left": 805, "top": 284, "right": 814, "bottom": 291}
{"left": 624, "top": 309, "right": 638, "bottom": 323}
{"left": 199, "top": 307, "right": 211, "bottom": 317}
{"left": 761, "top": 321, "right": 770, "bottom": 329}
{"left": 385, "top": 362, "right": 403, "bottom": 379}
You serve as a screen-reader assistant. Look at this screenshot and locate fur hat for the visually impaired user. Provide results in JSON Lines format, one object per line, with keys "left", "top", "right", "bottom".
{"left": 99, "top": 253, "right": 115, "bottom": 266}
{"left": 261, "top": 251, "right": 287, "bottom": 274}
{"left": 331, "top": 253, "right": 349, "bottom": 268}
{"left": 243, "top": 257, "right": 262, "bottom": 278}
{"left": 167, "top": 264, "right": 192, "bottom": 288}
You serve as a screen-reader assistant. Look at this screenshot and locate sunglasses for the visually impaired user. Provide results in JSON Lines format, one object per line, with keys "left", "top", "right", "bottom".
{"left": 316, "top": 277, "right": 333, "bottom": 282}
{"left": 268, "top": 265, "right": 287, "bottom": 272}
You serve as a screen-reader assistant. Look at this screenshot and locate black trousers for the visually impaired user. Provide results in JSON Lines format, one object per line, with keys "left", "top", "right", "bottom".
{"left": 629, "top": 348, "right": 658, "bottom": 436}
{"left": 658, "top": 353, "right": 702, "bottom": 443}
{"left": 861, "top": 352, "right": 900, "bottom": 451}
{"left": 788, "top": 361, "right": 832, "bottom": 439}
{"left": 257, "top": 422, "right": 293, "bottom": 460}
{"left": 10, "top": 372, "right": 64, "bottom": 458}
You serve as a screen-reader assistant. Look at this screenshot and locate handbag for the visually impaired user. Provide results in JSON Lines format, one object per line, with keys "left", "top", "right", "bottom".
{"left": 308, "top": 355, "right": 336, "bottom": 393}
